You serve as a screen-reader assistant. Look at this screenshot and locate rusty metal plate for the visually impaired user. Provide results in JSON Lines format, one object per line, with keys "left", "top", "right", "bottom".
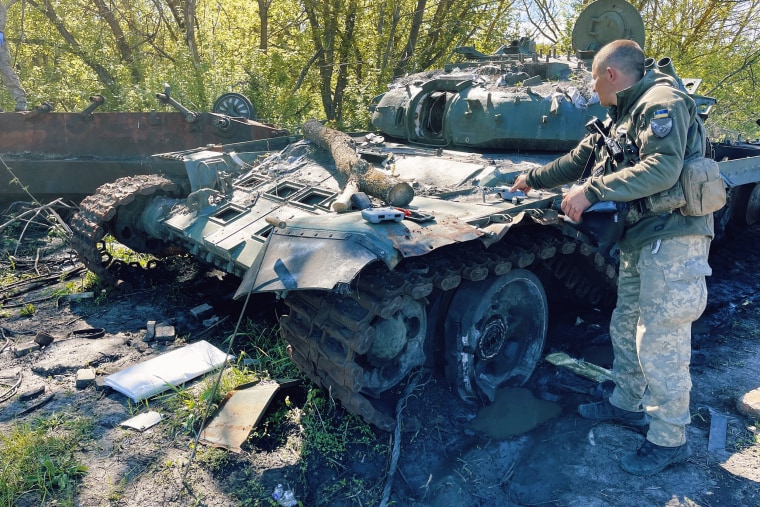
{"left": 199, "top": 381, "right": 282, "bottom": 453}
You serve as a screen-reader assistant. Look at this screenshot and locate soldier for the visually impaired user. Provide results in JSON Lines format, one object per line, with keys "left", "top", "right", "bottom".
{"left": 511, "top": 40, "right": 713, "bottom": 475}
{"left": 0, "top": 0, "right": 27, "bottom": 112}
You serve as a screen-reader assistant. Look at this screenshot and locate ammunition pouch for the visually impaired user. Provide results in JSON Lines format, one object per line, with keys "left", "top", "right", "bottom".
{"left": 678, "top": 156, "right": 726, "bottom": 216}
{"left": 628, "top": 156, "right": 726, "bottom": 222}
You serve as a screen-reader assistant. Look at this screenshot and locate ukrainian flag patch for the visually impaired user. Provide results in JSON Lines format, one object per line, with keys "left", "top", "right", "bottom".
{"left": 653, "top": 109, "right": 669, "bottom": 119}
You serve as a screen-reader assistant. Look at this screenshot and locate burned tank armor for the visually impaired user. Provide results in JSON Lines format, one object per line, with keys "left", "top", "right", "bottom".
{"left": 69, "top": 119, "right": 620, "bottom": 430}
{"left": 67, "top": 0, "right": 760, "bottom": 429}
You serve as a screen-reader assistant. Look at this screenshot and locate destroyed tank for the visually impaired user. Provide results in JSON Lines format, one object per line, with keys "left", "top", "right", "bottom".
{"left": 0, "top": 85, "right": 288, "bottom": 205}
{"left": 368, "top": 0, "right": 647, "bottom": 152}
{"left": 68, "top": 0, "right": 760, "bottom": 430}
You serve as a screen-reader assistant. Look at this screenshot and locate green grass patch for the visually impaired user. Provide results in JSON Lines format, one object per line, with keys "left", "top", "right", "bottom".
{"left": 0, "top": 413, "right": 93, "bottom": 507}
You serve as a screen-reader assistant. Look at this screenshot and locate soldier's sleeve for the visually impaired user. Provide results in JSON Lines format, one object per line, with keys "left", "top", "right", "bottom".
{"left": 526, "top": 134, "right": 595, "bottom": 190}
{"left": 584, "top": 86, "right": 693, "bottom": 203}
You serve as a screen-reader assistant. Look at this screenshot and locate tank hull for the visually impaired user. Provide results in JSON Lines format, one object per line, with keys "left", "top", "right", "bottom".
{"left": 0, "top": 109, "right": 287, "bottom": 204}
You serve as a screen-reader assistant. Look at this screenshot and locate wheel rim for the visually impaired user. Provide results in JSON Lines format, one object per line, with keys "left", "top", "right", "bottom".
{"left": 361, "top": 295, "right": 427, "bottom": 397}
{"left": 212, "top": 92, "right": 255, "bottom": 119}
{"left": 445, "top": 269, "right": 548, "bottom": 403}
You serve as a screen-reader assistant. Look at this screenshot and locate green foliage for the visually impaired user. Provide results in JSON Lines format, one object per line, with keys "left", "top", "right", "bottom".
{"left": 639, "top": 0, "right": 760, "bottom": 137}
{"left": 19, "top": 303, "right": 36, "bottom": 316}
{"left": 0, "top": 413, "right": 93, "bottom": 507}
{"left": 297, "top": 388, "right": 386, "bottom": 505}
{"left": 5, "top": 0, "right": 758, "bottom": 136}
{"left": 300, "top": 387, "right": 385, "bottom": 463}
{"left": 233, "top": 318, "right": 304, "bottom": 380}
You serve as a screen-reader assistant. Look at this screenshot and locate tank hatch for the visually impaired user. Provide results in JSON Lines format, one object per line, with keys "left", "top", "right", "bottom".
{"left": 571, "top": 0, "right": 646, "bottom": 59}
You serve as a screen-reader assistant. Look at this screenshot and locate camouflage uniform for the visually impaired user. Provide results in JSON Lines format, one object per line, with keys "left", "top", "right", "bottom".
{"left": 0, "top": 1, "right": 26, "bottom": 110}
{"left": 525, "top": 69, "right": 713, "bottom": 447}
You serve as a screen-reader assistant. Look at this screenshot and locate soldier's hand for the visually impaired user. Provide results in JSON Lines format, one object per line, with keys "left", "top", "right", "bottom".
{"left": 561, "top": 186, "right": 592, "bottom": 222}
{"left": 510, "top": 174, "right": 532, "bottom": 193}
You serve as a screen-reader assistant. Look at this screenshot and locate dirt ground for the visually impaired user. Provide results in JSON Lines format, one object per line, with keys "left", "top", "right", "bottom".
{"left": 1, "top": 206, "right": 760, "bottom": 507}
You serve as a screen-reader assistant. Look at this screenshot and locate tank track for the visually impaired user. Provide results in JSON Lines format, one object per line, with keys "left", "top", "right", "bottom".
{"left": 69, "top": 174, "right": 180, "bottom": 288}
{"left": 280, "top": 227, "right": 618, "bottom": 431}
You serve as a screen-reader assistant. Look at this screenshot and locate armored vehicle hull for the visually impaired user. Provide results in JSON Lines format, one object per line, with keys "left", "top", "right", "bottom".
{"left": 0, "top": 90, "right": 288, "bottom": 205}
{"left": 71, "top": 120, "right": 623, "bottom": 429}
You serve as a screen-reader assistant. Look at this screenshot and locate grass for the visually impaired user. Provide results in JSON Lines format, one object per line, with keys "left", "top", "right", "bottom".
{"left": 0, "top": 413, "right": 93, "bottom": 507}
{"left": 139, "top": 317, "right": 383, "bottom": 506}
{"left": 2, "top": 221, "right": 386, "bottom": 506}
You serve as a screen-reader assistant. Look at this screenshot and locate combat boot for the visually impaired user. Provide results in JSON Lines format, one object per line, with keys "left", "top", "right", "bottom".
{"left": 620, "top": 439, "right": 692, "bottom": 475}
{"left": 578, "top": 398, "right": 648, "bottom": 433}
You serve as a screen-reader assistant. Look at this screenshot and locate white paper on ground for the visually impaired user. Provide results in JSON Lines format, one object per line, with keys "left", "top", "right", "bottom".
{"left": 120, "top": 410, "right": 163, "bottom": 431}
{"left": 104, "top": 340, "right": 232, "bottom": 401}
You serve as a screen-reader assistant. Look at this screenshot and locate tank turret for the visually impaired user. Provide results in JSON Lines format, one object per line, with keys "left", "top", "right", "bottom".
{"left": 369, "top": 0, "right": 645, "bottom": 151}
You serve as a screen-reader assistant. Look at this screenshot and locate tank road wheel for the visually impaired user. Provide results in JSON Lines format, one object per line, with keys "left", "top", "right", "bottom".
{"left": 361, "top": 295, "right": 427, "bottom": 397}
{"left": 444, "top": 269, "right": 548, "bottom": 403}
{"left": 280, "top": 289, "right": 429, "bottom": 431}
{"left": 727, "top": 183, "right": 760, "bottom": 227}
{"left": 212, "top": 92, "right": 255, "bottom": 119}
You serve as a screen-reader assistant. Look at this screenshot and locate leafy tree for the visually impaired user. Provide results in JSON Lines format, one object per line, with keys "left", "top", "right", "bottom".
{"left": 1, "top": 0, "right": 758, "bottom": 137}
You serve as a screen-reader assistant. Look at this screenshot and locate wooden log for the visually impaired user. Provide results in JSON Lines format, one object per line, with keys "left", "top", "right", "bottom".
{"left": 303, "top": 119, "right": 414, "bottom": 207}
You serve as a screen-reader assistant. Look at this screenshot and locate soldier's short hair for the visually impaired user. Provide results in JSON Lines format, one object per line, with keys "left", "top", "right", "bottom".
{"left": 593, "top": 40, "right": 645, "bottom": 80}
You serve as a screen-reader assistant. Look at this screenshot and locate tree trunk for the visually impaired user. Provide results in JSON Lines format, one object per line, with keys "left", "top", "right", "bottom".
{"left": 332, "top": 0, "right": 357, "bottom": 124}
{"left": 302, "top": 119, "right": 414, "bottom": 207}
{"left": 184, "top": 0, "right": 199, "bottom": 65}
{"left": 258, "top": 0, "right": 270, "bottom": 52}
{"left": 393, "top": 0, "right": 426, "bottom": 77}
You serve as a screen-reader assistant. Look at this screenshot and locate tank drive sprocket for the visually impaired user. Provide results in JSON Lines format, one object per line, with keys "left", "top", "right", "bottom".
{"left": 70, "top": 174, "right": 184, "bottom": 287}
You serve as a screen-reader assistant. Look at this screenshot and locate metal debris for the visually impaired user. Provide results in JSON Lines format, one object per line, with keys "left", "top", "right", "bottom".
{"left": 708, "top": 407, "right": 729, "bottom": 452}
{"left": 15, "top": 392, "right": 54, "bottom": 416}
{"left": 71, "top": 328, "right": 106, "bottom": 339}
{"left": 18, "top": 385, "right": 45, "bottom": 402}
{"left": 199, "top": 380, "right": 298, "bottom": 453}
{"left": 0, "top": 373, "right": 22, "bottom": 403}
{"left": 544, "top": 352, "right": 614, "bottom": 383}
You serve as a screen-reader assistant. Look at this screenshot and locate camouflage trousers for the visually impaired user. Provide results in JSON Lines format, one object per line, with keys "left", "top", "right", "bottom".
{"left": 0, "top": 44, "right": 26, "bottom": 104}
{"left": 608, "top": 235, "right": 711, "bottom": 447}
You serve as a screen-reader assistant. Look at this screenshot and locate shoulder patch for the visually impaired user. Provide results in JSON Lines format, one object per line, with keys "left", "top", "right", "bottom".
{"left": 651, "top": 116, "right": 673, "bottom": 138}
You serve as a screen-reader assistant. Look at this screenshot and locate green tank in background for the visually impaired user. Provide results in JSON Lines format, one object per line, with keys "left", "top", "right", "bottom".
{"left": 66, "top": 0, "right": 760, "bottom": 430}
{"left": 369, "top": 0, "right": 646, "bottom": 151}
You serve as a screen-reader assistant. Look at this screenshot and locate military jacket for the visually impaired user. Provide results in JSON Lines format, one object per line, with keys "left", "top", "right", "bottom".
{"left": 525, "top": 69, "right": 713, "bottom": 251}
